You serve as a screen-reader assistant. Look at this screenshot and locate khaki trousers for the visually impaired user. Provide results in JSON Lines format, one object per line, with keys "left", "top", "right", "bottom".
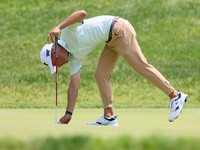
{"left": 95, "top": 18, "right": 174, "bottom": 108}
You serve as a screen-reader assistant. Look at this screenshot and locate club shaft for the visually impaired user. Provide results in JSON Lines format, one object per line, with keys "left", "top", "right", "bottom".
{"left": 56, "top": 58, "right": 58, "bottom": 107}
{"left": 55, "top": 37, "right": 58, "bottom": 123}
{"left": 55, "top": 37, "right": 58, "bottom": 59}
{"left": 55, "top": 106, "right": 57, "bottom": 123}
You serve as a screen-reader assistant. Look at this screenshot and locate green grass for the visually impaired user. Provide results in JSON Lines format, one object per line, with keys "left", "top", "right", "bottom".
{"left": 1, "top": 135, "right": 200, "bottom": 150}
{"left": 1, "top": 109, "right": 200, "bottom": 139}
{"left": 0, "top": 109, "right": 200, "bottom": 150}
{"left": 0, "top": 0, "right": 200, "bottom": 109}
{"left": 1, "top": 0, "right": 200, "bottom": 149}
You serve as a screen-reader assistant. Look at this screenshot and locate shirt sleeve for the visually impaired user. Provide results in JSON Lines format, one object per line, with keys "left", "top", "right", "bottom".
{"left": 68, "top": 55, "right": 83, "bottom": 75}
{"left": 68, "top": 22, "right": 82, "bottom": 31}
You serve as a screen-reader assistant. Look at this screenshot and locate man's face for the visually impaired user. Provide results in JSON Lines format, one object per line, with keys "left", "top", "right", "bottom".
{"left": 51, "top": 44, "right": 69, "bottom": 68}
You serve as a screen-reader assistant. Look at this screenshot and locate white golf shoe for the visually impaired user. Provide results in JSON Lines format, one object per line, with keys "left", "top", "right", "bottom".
{"left": 87, "top": 115, "right": 119, "bottom": 126}
{"left": 168, "top": 92, "right": 188, "bottom": 122}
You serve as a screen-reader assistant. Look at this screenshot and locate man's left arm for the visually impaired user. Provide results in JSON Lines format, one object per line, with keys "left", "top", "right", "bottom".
{"left": 59, "top": 69, "right": 81, "bottom": 124}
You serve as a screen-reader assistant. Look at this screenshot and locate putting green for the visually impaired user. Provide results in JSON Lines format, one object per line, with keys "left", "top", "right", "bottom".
{"left": 0, "top": 109, "right": 199, "bottom": 141}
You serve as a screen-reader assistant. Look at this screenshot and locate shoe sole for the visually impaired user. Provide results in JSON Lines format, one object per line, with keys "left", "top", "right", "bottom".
{"left": 107, "top": 123, "right": 119, "bottom": 126}
{"left": 87, "top": 121, "right": 119, "bottom": 126}
{"left": 87, "top": 123, "right": 119, "bottom": 126}
{"left": 169, "top": 95, "right": 188, "bottom": 122}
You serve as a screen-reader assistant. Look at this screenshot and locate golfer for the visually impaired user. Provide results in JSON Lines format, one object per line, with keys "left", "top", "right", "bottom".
{"left": 40, "top": 10, "right": 188, "bottom": 125}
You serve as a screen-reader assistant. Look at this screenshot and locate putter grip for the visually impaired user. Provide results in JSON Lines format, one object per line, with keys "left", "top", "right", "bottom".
{"left": 55, "top": 37, "right": 58, "bottom": 59}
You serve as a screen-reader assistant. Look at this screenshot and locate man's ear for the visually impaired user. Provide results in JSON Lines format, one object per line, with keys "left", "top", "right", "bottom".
{"left": 51, "top": 50, "right": 55, "bottom": 58}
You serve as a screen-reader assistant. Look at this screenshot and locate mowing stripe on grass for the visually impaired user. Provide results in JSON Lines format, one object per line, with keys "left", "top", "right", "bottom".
{"left": 0, "top": 109, "right": 200, "bottom": 141}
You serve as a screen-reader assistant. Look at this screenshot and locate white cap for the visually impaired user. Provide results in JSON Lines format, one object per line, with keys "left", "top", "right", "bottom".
{"left": 40, "top": 43, "right": 56, "bottom": 74}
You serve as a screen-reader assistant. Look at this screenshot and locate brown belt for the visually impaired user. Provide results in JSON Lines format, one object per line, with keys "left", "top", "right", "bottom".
{"left": 107, "top": 16, "right": 120, "bottom": 42}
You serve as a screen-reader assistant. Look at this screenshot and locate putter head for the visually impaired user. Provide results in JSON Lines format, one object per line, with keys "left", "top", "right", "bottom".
{"left": 55, "top": 121, "right": 61, "bottom": 124}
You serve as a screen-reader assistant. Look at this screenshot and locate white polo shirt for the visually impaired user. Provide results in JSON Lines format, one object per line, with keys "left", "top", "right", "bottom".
{"left": 58, "top": 15, "right": 114, "bottom": 75}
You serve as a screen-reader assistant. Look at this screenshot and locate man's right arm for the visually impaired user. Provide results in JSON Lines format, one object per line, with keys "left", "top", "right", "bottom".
{"left": 47, "top": 10, "right": 87, "bottom": 43}
{"left": 57, "top": 10, "right": 87, "bottom": 30}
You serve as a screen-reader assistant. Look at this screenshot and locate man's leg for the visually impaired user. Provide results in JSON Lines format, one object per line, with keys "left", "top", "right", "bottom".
{"left": 94, "top": 45, "right": 120, "bottom": 117}
{"left": 108, "top": 18, "right": 174, "bottom": 96}
{"left": 108, "top": 19, "right": 188, "bottom": 122}
{"left": 121, "top": 37, "right": 174, "bottom": 96}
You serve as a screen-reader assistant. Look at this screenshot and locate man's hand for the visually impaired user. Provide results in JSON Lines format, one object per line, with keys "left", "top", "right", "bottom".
{"left": 59, "top": 114, "right": 72, "bottom": 124}
{"left": 47, "top": 26, "right": 61, "bottom": 43}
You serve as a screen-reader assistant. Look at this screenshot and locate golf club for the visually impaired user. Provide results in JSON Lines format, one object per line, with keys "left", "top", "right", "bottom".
{"left": 55, "top": 37, "right": 61, "bottom": 124}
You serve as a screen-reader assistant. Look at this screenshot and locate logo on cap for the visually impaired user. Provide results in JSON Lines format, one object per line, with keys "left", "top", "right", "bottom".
{"left": 46, "top": 49, "right": 50, "bottom": 57}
